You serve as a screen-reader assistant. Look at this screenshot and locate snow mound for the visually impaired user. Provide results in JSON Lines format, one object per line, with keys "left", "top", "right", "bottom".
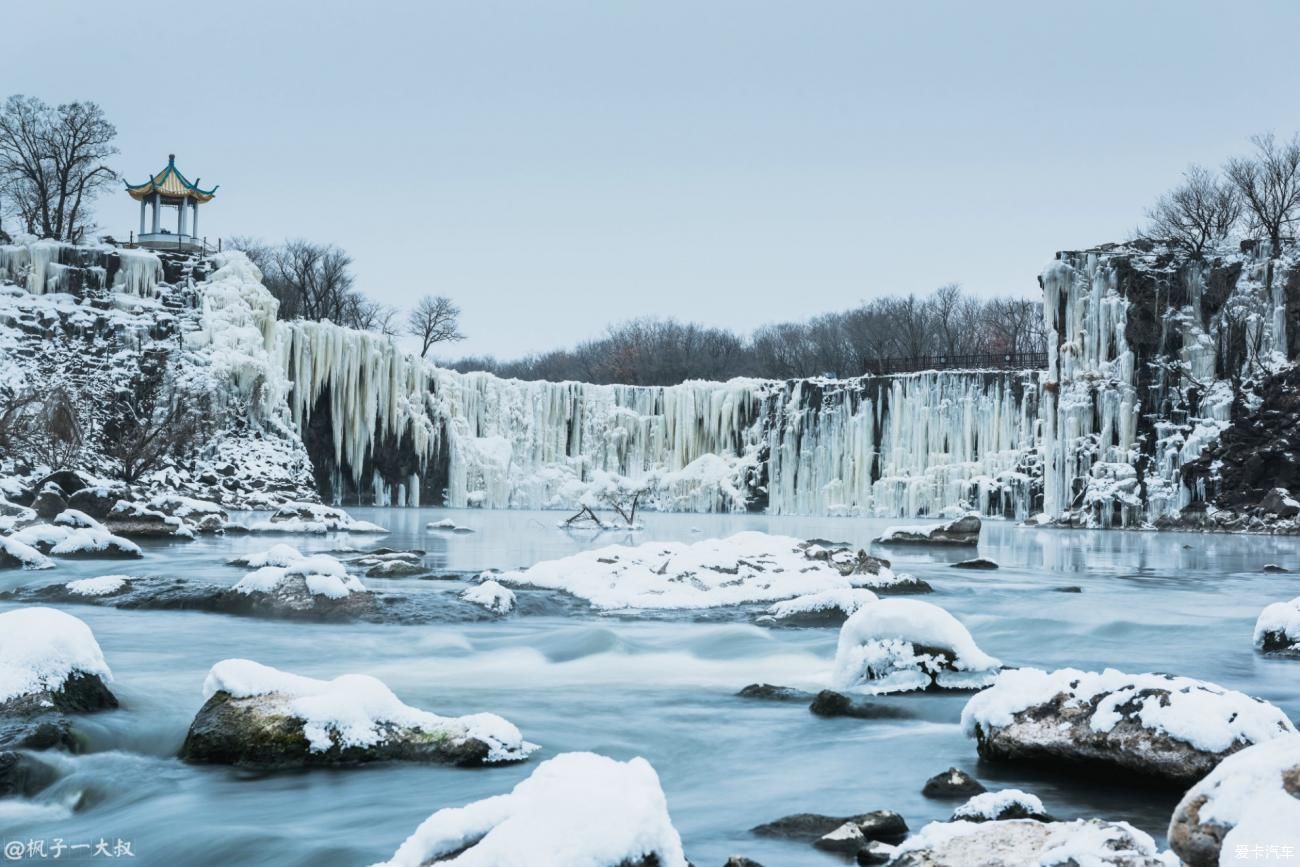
{"left": 497, "top": 532, "right": 915, "bottom": 610}
{"left": 234, "top": 543, "right": 305, "bottom": 568}
{"left": 951, "top": 789, "right": 1046, "bottom": 822}
{"left": 233, "top": 555, "right": 366, "bottom": 599}
{"left": 53, "top": 509, "right": 103, "bottom": 530}
{"left": 429, "top": 519, "right": 474, "bottom": 533}
{"left": 374, "top": 752, "right": 687, "bottom": 867}
{"left": 203, "top": 659, "right": 534, "bottom": 762}
{"left": 0, "top": 607, "right": 112, "bottom": 704}
{"left": 833, "top": 599, "right": 1001, "bottom": 693}
{"left": 64, "top": 576, "right": 130, "bottom": 597}
{"left": 0, "top": 535, "right": 54, "bottom": 570}
{"left": 1254, "top": 596, "right": 1300, "bottom": 653}
{"left": 461, "top": 580, "right": 516, "bottom": 614}
{"left": 961, "top": 667, "right": 1296, "bottom": 754}
{"left": 49, "top": 528, "right": 142, "bottom": 558}
{"left": 248, "top": 501, "right": 388, "bottom": 534}
{"left": 1169, "top": 735, "right": 1300, "bottom": 860}
{"left": 766, "top": 588, "right": 878, "bottom": 622}
{"left": 893, "top": 818, "right": 1172, "bottom": 866}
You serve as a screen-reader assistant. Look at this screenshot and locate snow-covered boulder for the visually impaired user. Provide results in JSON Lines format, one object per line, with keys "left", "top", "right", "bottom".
{"left": 922, "top": 768, "right": 985, "bottom": 799}
{"left": 0, "top": 535, "right": 54, "bottom": 570}
{"left": 1167, "top": 734, "right": 1300, "bottom": 866}
{"left": 1259, "top": 486, "right": 1300, "bottom": 518}
{"left": 230, "top": 543, "right": 305, "bottom": 568}
{"left": 763, "top": 588, "right": 878, "bottom": 626}
{"left": 461, "top": 580, "right": 516, "bottom": 615}
{"left": 375, "top": 752, "right": 686, "bottom": 867}
{"left": 875, "top": 515, "right": 981, "bottom": 547}
{"left": 248, "top": 501, "right": 387, "bottom": 534}
{"left": 961, "top": 667, "right": 1295, "bottom": 785}
{"left": 950, "top": 789, "right": 1051, "bottom": 823}
{"left": 832, "top": 599, "right": 1001, "bottom": 694}
{"left": 428, "top": 518, "right": 474, "bottom": 533}
{"left": 52, "top": 509, "right": 103, "bottom": 530}
{"left": 104, "top": 499, "right": 194, "bottom": 538}
{"left": 1254, "top": 596, "right": 1300, "bottom": 656}
{"left": 888, "top": 818, "right": 1171, "bottom": 867}
{"left": 181, "top": 659, "right": 536, "bottom": 768}
{"left": 30, "top": 484, "right": 67, "bottom": 520}
{"left": 496, "top": 532, "right": 926, "bottom": 611}
{"left": 64, "top": 576, "right": 131, "bottom": 597}
{"left": 365, "top": 556, "right": 428, "bottom": 578}
{"left": 0, "top": 607, "right": 116, "bottom": 715}
{"left": 48, "top": 528, "right": 142, "bottom": 559}
{"left": 66, "top": 483, "right": 128, "bottom": 522}
{"left": 229, "top": 553, "right": 373, "bottom": 619}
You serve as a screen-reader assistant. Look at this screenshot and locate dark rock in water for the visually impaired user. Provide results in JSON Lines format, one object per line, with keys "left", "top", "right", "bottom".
{"left": 809, "top": 690, "right": 913, "bottom": 720}
{"left": 31, "top": 489, "right": 68, "bottom": 520}
{"left": 723, "top": 858, "right": 765, "bottom": 867}
{"left": 856, "top": 841, "right": 896, "bottom": 865}
{"left": 921, "top": 767, "right": 986, "bottom": 798}
{"left": 181, "top": 690, "right": 511, "bottom": 769}
{"left": 105, "top": 501, "right": 190, "bottom": 538}
{"left": 1263, "top": 563, "right": 1291, "bottom": 573}
{"left": 365, "top": 559, "right": 428, "bottom": 578}
{"left": 952, "top": 558, "right": 999, "bottom": 570}
{"left": 0, "top": 671, "right": 118, "bottom": 717}
{"left": 0, "top": 750, "right": 59, "bottom": 799}
{"left": 876, "top": 515, "right": 981, "bottom": 546}
{"left": 951, "top": 793, "right": 1053, "bottom": 822}
{"left": 67, "top": 485, "right": 127, "bottom": 521}
{"left": 752, "top": 810, "right": 906, "bottom": 843}
{"left": 737, "top": 683, "right": 813, "bottom": 702}
{"left": 1053, "top": 586, "right": 1083, "bottom": 593}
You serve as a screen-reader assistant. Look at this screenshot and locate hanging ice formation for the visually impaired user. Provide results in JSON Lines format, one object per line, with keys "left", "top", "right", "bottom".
{"left": 0, "top": 237, "right": 161, "bottom": 297}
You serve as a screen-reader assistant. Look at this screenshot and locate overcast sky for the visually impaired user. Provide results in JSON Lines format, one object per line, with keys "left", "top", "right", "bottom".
{"left": 8, "top": 1, "right": 1300, "bottom": 358}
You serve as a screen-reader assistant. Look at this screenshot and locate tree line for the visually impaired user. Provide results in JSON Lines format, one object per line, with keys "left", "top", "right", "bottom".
{"left": 444, "top": 287, "right": 1048, "bottom": 386}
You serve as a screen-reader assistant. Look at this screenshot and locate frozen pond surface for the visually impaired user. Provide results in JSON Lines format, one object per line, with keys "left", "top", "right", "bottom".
{"left": 3, "top": 508, "right": 1299, "bottom": 866}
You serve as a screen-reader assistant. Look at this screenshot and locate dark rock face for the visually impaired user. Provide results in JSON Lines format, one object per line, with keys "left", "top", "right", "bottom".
{"left": 0, "top": 671, "right": 118, "bottom": 717}
{"left": 180, "top": 691, "right": 499, "bottom": 769}
{"left": 31, "top": 489, "right": 68, "bottom": 519}
{"left": 67, "top": 486, "right": 126, "bottom": 521}
{"left": 0, "top": 671, "right": 118, "bottom": 800}
{"left": 723, "top": 859, "right": 764, "bottom": 867}
{"left": 809, "top": 690, "right": 913, "bottom": 720}
{"left": 921, "top": 767, "right": 986, "bottom": 798}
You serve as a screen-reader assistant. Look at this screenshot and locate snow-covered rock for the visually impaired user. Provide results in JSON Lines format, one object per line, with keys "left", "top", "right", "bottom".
{"left": 230, "top": 543, "right": 304, "bottom": 568}
{"left": 105, "top": 500, "right": 194, "bottom": 539}
{"left": 0, "top": 607, "right": 116, "bottom": 714}
{"left": 950, "top": 789, "right": 1050, "bottom": 823}
{"left": 461, "top": 580, "right": 516, "bottom": 615}
{"left": 374, "top": 752, "right": 686, "bottom": 867}
{"left": 921, "top": 768, "right": 985, "bottom": 799}
{"left": 497, "top": 532, "right": 925, "bottom": 611}
{"left": 752, "top": 810, "right": 908, "bottom": 845}
{"left": 428, "top": 518, "right": 474, "bottom": 533}
{"left": 832, "top": 599, "right": 1001, "bottom": 694}
{"left": 182, "top": 659, "right": 536, "bottom": 768}
{"left": 48, "top": 527, "right": 142, "bottom": 558}
{"left": 961, "top": 667, "right": 1296, "bottom": 785}
{"left": 64, "top": 576, "right": 131, "bottom": 597}
{"left": 875, "top": 515, "right": 981, "bottom": 546}
{"left": 1253, "top": 596, "right": 1300, "bottom": 656}
{"left": 763, "top": 588, "right": 879, "bottom": 626}
{"left": 813, "top": 812, "right": 911, "bottom": 854}
{"left": 247, "top": 502, "right": 387, "bottom": 534}
{"left": 0, "top": 535, "right": 54, "bottom": 570}
{"left": 52, "top": 509, "right": 103, "bottom": 530}
{"left": 889, "top": 818, "right": 1173, "bottom": 867}
{"left": 1167, "top": 734, "right": 1300, "bottom": 866}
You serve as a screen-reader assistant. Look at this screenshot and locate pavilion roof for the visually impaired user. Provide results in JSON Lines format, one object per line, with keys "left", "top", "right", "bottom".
{"left": 125, "top": 154, "right": 218, "bottom": 203}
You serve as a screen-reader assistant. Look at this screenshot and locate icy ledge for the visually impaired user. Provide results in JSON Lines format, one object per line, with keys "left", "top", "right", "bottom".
{"left": 374, "top": 752, "right": 688, "bottom": 867}
{"left": 181, "top": 659, "right": 536, "bottom": 768}
{"left": 496, "top": 532, "right": 925, "bottom": 611}
{"left": 1168, "top": 734, "right": 1300, "bottom": 864}
{"left": 832, "top": 599, "right": 1002, "bottom": 694}
{"left": 961, "top": 667, "right": 1296, "bottom": 785}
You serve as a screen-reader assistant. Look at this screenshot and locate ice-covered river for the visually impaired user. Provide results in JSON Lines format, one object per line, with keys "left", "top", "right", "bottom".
{"left": 2, "top": 509, "right": 1298, "bottom": 866}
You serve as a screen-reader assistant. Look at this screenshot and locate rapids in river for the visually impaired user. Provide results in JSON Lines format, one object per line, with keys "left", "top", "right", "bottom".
{"left": 2, "top": 509, "right": 1297, "bottom": 866}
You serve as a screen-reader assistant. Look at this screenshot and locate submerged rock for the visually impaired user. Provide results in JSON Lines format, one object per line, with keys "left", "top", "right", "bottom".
{"left": 809, "top": 690, "right": 913, "bottom": 720}
{"left": 365, "top": 559, "right": 429, "bottom": 578}
{"left": 832, "top": 599, "right": 1001, "bottom": 694}
{"left": 888, "top": 818, "right": 1169, "bottom": 866}
{"left": 181, "top": 659, "right": 536, "bottom": 769}
{"left": 1263, "top": 563, "right": 1291, "bottom": 573}
{"left": 875, "top": 515, "right": 981, "bottom": 546}
{"left": 951, "top": 558, "right": 998, "bottom": 570}
{"left": 752, "top": 810, "right": 906, "bottom": 843}
{"left": 961, "top": 667, "right": 1295, "bottom": 785}
{"left": 921, "top": 768, "right": 986, "bottom": 799}
{"left": 737, "top": 683, "right": 814, "bottom": 703}
{"left": 1167, "top": 734, "right": 1300, "bottom": 866}
{"left": 374, "top": 752, "right": 687, "bottom": 867}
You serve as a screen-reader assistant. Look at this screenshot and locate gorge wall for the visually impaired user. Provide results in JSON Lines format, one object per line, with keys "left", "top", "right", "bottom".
{"left": 1, "top": 236, "right": 1296, "bottom": 527}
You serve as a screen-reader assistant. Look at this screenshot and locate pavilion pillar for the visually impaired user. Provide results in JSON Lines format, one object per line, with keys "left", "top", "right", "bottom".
{"left": 191, "top": 201, "right": 199, "bottom": 239}
{"left": 151, "top": 194, "right": 160, "bottom": 234}
{"left": 178, "top": 199, "right": 186, "bottom": 236}
{"left": 138, "top": 198, "right": 146, "bottom": 235}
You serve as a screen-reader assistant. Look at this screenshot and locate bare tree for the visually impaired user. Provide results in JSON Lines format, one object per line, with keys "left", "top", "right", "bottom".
{"left": 0, "top": 95, "right": 117, "bottom": 241}
{"left": 100, "top": 356, "right": 208, "bottom": 484}
{"left": 1225, "top": 132, "right": 1300, "bottom": 252}
{"left": 408, "top": 295, "right": 465, "bottom": 356}
{"left": 1143, "top": 165, "right": 1243, "bottom": 256}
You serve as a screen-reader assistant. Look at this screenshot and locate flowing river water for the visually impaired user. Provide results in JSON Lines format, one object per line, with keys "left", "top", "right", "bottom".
{"left": 2, "top": 509, "right": 1298, "bottom": 866}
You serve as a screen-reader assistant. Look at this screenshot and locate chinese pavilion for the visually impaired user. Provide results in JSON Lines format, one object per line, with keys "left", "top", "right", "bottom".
{"left": 124, "top": 154, "right": 217, "bottom": 251}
